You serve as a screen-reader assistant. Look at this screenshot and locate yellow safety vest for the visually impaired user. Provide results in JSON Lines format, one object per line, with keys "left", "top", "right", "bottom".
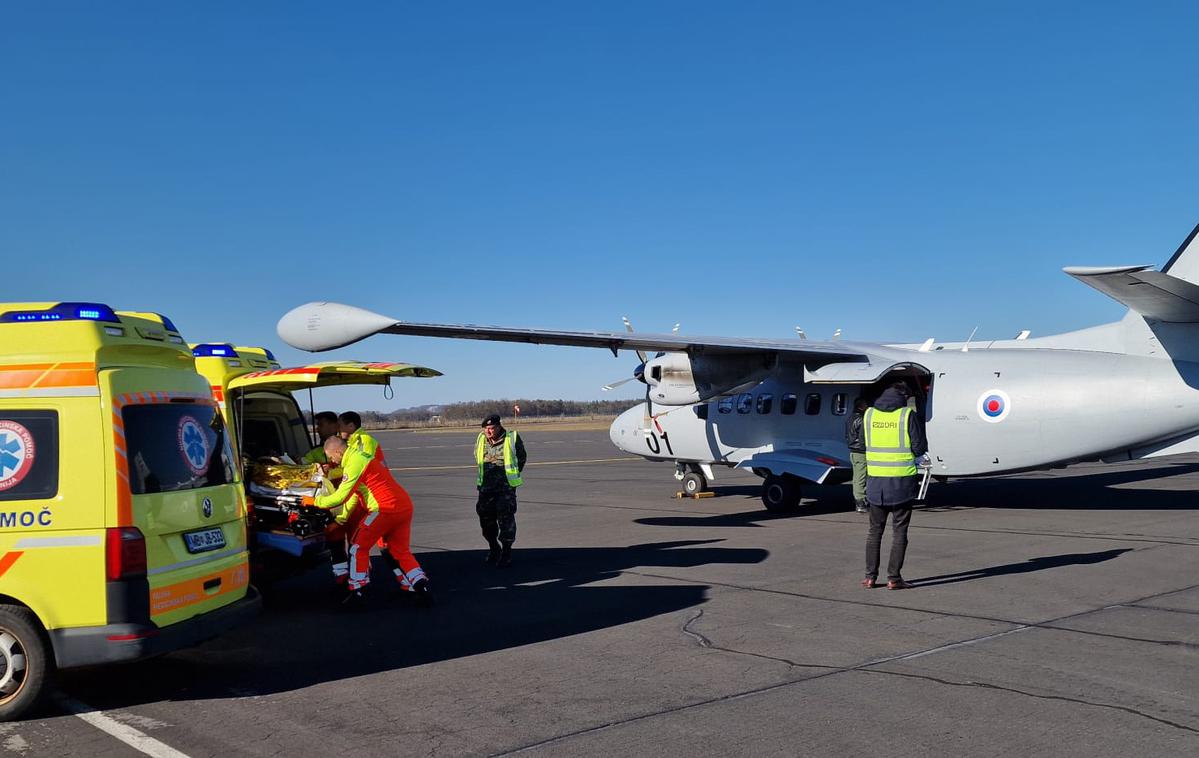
{"left": 475, "top": 431, "right": 523, "bottom": 488}
{"left": 864, "top": 407, "right": 917, "bottom": 477}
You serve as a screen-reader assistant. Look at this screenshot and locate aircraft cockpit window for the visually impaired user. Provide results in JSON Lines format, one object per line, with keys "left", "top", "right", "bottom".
{"left": 780, "top": 393, "right": 798, "bottom": 415}
{"left": 832, "top": 393, "right": 848, "bottom": 416}
{"left": 737, "top": 393, "right": 753, "bottom": 414}
{"left": 717, "top": 396, "right": 734, "bottom": 414}
{"left": 804, "top": 393, "right": 822, "bottom": 415}
{"left": 756, "top": 394, "right": 773, "bottom": 414}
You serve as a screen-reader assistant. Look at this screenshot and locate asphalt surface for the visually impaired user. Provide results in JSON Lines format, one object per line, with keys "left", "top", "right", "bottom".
{"left": 10, "top": 428, "right": 1199, "bottom": 757}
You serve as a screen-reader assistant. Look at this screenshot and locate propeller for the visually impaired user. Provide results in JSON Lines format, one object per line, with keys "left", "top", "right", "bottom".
{"left": 795, "top": 326, "right": 806, "bottom": 340}
{"left": 603, "top": 316, "right": 665, "bottom": 429}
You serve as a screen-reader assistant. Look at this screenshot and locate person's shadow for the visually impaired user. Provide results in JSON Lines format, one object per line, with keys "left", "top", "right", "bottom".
{"left": 912, "top": 548, "right": 1133, "bottom": 587}
{"left": 54, "top": 539, "right": 768, "bottom": 712}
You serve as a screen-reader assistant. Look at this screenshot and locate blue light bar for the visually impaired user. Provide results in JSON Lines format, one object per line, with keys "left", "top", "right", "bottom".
{"left": 191, "top": 343, "right": 239, "bottom": 358}
{"left": 263, "top": 348, "right": 277, "bottom": 361}
{"left": 151, "top": 313, "right": 180, "bottom": 333}
{"left": 0, "top": 302, "right": 120, "bottom": 324}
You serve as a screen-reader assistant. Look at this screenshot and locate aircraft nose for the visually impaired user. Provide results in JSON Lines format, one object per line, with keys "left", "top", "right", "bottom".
{"left": 609, "top": 405, "right": 642, "bottom": 451}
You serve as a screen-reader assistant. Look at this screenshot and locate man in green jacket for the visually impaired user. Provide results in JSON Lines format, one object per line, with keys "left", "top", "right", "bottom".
{"left": 475, "top": 413, "right": 527, "bottom": 567}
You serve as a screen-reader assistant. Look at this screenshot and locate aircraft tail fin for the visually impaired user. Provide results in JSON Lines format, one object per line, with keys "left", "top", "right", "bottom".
{"left": 1063, "top": 222, "right": 1199, "bottom": 323}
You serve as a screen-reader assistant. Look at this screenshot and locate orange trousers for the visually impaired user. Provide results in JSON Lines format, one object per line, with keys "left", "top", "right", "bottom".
{"left": 347, "top": 509, "right": 426, "bottom": 591}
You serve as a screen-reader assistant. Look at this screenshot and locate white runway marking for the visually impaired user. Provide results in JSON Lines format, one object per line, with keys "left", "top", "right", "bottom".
{"left": 55, "top": 697, "right": 190, "bottom": 758}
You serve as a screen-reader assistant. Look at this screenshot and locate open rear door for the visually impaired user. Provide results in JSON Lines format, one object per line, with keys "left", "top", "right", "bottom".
{"left": 228, "top": 361, "right": 442, "bottom": 393}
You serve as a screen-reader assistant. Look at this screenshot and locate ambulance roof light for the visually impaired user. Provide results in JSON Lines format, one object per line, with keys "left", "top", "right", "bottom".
{"left": 0, "top": 302, "right": 121, "bottom": 324}
{"left": 191, "top": 343, "right": 239, "bottom": 358}
{"left": 152, "top": 313, "right": 180, "bottom": 333}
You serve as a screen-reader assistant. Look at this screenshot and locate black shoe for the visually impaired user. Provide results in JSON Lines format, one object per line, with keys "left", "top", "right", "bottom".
{"left": 855, "top": 501, "right": 868, "bottom": 513}
{"left": 341, "top": 589, "right": 367, "bottom": 610}
{"left": 497, "top": 546, "right": 513, "bottom": 568}
{"left": 411, "top": 578, "right": 434, "bottom": 607}
{"left": 485, "top": 547, "right": 500, "bottom": 565}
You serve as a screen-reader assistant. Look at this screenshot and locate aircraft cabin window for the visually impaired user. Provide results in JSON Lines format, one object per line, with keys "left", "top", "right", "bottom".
{"left": 737, "top": 393, "right": 753, "bottom": 414}
{"left": 805, "top": 393, "right": 822, "bottom": 415}
{"left": 832, "top": 393, "right": 848, "bottom": 416}
{"left": 756, "top": 393, "right": 773, "bottom": 414}
{"left": 695, "top": 404, "right": 709, "bottom": 420}
{"left": 781, "top": 393, "right": 798, "bottom": 415}
{"left": 718, "top": 396, "right": 734, "bottom": 414}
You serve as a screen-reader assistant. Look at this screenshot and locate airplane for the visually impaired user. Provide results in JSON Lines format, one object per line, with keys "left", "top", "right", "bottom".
{"left": 277, "top": 222, "right": 1199, "bottom": 512}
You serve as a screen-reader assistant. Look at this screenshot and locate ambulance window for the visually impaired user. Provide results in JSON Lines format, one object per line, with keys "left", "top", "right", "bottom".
{"left": 0, "top": 410, "right": 59, "bottom": 502}
{"left": 780, "top": 394, "right": 798, "bottom": 415}
{"left": 717, "top": 397, "right": 734, "bottom": 414}
{"left": 756, "top": 394, "right": 773, "bottom": 414}
{"left": 832, "top": 393, "right": 848, "bottom": 416}
{"left": 122, "top": 403, "right": 235, "bottom": 495}
{"left": 805, "top": 393, "right": 822, "bottom": 415}
{"left": 737, "top": 393, "right": 753, "bottom": 414}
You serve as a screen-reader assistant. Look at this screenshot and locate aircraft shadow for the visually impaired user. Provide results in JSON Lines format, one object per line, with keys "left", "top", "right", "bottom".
{"left": 910, "top": 548, "right": 1133, "bottom": 587}
{"left": 51, "top": 540, "right": 768, "bottom": 713}
{"left": 926, "top": 462, "right": 1199, "bottom": 511}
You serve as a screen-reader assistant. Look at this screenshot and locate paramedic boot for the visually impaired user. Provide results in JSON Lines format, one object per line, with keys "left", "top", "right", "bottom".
{"left": 412, "top": 578, "right": 434, "bottom": 607}
{"left": 341, "top": 588, "right": 368, "bottom": 611}
{"left": 497, "top": 543, "right": 513, "bottom": 568}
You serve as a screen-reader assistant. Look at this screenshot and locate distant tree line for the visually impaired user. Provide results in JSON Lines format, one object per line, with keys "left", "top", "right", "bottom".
{"left": 309, "top": 398, "right": 641, "bottom": 426}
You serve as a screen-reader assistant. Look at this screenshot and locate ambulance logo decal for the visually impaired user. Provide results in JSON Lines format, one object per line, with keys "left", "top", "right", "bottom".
{"left": 0, "top": 421, "right": 35, "bottom": 492}
{"left": 178, "top": 416, "right": 210, "bottom": 475}
{"left": 977, "top": 389, "right": 1011, "bottom": 424}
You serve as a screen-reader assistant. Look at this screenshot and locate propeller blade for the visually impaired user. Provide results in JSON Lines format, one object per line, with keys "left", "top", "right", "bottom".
{"left": 795, "top": 326, "right": 806, "bottom": 340}
{"left": 621, "top": 316, "right": 649, "bottom": 363}
{"left": 831, "top": 328, "right": 842, "bottom": 340}
{"left": 672, "top": 323, "right": 680, "bottom": 334}
{"left": 602, "top": 376, "right": 637, "bottom": 391}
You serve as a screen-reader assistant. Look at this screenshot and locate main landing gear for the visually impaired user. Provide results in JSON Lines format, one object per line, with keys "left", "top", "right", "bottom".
{"left": 760, "top": 474, "right": 802, "bottom": 512}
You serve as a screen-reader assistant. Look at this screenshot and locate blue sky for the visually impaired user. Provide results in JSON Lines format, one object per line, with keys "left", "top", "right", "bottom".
{"left": 4, "top": 3, "right": 1199, "bottom": 411}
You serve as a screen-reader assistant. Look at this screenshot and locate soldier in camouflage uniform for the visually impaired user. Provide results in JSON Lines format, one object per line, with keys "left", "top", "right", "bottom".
{"left": 475, "top": 413, "right": 527, "bottom": 567}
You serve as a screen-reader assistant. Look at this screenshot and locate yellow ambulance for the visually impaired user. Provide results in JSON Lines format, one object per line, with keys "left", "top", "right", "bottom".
{"left": 189, "top": 344, "right": 439, "bottom": 580}
{"left": 0, "top": 302, "right": 257, "bottom": 721}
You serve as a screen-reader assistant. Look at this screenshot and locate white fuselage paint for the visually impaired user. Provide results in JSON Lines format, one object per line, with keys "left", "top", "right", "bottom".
{"left": 609, "top": 342, "right": 1199, "bottom": 479}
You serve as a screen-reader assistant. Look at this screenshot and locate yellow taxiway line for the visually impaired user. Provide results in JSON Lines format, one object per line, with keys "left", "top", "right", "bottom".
{"left": 390, "top": 456, "right": 639, "bottom": 472}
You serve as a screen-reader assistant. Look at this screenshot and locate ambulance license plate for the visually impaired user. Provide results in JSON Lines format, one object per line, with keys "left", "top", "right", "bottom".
{"left": 183, "top": 528, "right": 226, "bottom": 554}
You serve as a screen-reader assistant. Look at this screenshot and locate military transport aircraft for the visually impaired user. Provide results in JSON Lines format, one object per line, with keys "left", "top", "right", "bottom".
{"left": 278, "top": 223, "right": 1199, "bottom": 512}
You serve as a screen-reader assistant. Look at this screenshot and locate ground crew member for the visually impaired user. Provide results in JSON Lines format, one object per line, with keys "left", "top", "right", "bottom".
{"left": 862, "top": 382, "right": 927, "bottom": 590}
{"left": 339, "top": 411, "right": 383, "bottom": 462}
{"left": 845, "top": 397, "right": 869, "bottom": 514}
{"left": 301, "top": 410, "right": 354, "bottom": 586}
{"left": 302, "top": 411, "right": 341, "bottom": 464}
{"left": 310, "top": 436, "right": 430, "bottom": 607}
{"left": 475, "top": 413, "right": 526, "bottom": 567}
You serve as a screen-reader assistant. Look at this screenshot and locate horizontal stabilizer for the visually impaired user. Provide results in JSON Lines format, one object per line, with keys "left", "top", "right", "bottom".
{"left": 1062, "top": 265, "right": 1199, "bottom": 322}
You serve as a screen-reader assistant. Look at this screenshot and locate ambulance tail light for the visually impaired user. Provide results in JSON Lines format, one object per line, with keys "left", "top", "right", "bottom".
{"left": 106, "top": 527, "right": 147, "bottom": 580}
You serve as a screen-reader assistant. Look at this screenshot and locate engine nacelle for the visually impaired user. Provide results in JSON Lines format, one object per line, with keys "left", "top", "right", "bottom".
{"left": 644, "top": 352, "right": 776, "bottom": 405}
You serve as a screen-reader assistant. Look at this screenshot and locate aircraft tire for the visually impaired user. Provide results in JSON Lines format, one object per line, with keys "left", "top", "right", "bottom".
{"left": 682, "top": 472, "right": 707, "bottom": 495}
{"left": 761, "top": 475, "right": 801, "bottom": 512}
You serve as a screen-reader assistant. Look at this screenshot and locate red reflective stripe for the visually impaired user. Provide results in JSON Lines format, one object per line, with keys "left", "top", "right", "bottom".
{"left": 0, "top": 552, "right": 23, "bottom": 578}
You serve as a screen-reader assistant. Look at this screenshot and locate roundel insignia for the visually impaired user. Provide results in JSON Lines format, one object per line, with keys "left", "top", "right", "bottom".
{"left": 177, "top": 415, "right": 211, "bottom": 475}
{"left": 0, "top": 421, "right": 35, "bottom": 492}
{"left": 977, "top": 389, "right": 1011, "bottom": 423}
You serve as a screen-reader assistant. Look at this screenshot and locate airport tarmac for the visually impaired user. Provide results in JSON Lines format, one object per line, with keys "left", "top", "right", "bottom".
{"left": 12, "top": 427, "right": 1199, "bottom": 757}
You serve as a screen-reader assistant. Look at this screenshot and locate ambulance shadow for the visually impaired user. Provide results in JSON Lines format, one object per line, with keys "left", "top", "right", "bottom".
{"left": 912, "top": 548, "right": 1133, "bottom": 587}
{"left": 55, "top": 539, "right": 768, "bottom": 709}
{"left": 928, "top": 461, "right": 1199, "bottom": 511}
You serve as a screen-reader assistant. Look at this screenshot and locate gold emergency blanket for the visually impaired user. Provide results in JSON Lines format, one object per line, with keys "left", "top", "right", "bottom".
{"left": 247, "top": 463, "right": 329, "bottom": 497}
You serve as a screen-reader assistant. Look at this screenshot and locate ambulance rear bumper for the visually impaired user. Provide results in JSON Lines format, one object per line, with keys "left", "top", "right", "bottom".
{"left": 49, "top": 586, "right": 261, "bottom": 669}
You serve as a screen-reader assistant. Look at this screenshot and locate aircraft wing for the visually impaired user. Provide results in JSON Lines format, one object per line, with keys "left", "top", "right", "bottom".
{"left": 277, "top": 302, "right": 874, "bottom": 363}
{"left": 1063, "top": 265, "right": 1199, "bottom": 322}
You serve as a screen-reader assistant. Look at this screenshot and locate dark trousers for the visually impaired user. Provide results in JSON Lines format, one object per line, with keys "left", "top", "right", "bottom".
{"left": 865, "top": 503, "right": 912, "bottom": 581}
{"left": 476, "top": 488, "right": 518, "bottom": 547}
